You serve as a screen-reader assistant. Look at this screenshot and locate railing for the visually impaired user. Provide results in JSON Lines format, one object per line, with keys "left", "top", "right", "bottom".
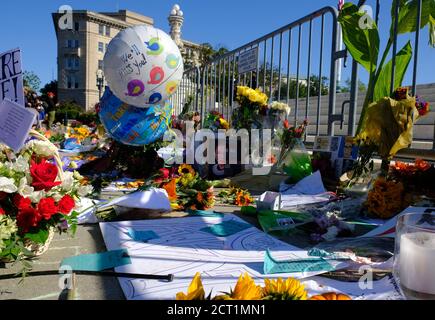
{"left": 174, "top": 6, "right": 346, "bottom": 135}
{"left": 173, "top": 2, "right": 434, "bottom": 155}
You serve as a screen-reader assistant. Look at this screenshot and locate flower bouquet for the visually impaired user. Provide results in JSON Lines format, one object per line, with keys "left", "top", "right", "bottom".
{"left": 154, "top": 164, "right": 215, "bottom": 211}
{"left": 202, "top": 111, "right": 230, "bottom": 132}
{"left": 176, "top": 272, "right": 351, "bottom": 300}
{"left": 0, "top": 130, "right": 92, "bottom": 264}
{"left": 232, "top": 86, "right": 268, "bottom": 130}
{"left": 261, "top": 101, "right": 291, "bottom": 132}
{"left": 272, "top": 120, "right": 312, "bottom": 183}
{"left": 217, "top": 187, "right": 254, "bottom": 207}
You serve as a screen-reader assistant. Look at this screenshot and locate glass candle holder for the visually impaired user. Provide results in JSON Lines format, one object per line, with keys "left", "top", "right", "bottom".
{"left": 393, "top": 209, "right": 435, "bottom": 300}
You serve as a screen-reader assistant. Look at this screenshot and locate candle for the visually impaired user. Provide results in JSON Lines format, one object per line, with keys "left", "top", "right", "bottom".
{"left": 399, "top": 232, "right": 435, "bottom": 295}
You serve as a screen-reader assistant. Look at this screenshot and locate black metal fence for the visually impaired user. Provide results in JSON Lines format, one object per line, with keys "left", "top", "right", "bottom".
{"left": 172, "top": 1, "right": 433, "bottom": 153}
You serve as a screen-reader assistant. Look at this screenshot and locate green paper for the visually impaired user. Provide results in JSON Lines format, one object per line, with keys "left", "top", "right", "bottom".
{"left": 187, "top": 209, "right": 224, "bottom": 218}
{"left": 127, "top": 229, "right": 159, "bottom": 242}
{"left": 60, "top": 249, "right": 131, "bottom": 271}
{"left": 200, "top": 220, "right": 252, "bottom": 237}
{"left": 263, "top": 249, "right": 335, "bottom": 275}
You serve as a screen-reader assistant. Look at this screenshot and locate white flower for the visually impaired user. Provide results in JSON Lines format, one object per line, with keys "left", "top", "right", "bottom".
{"left": 61, "top": 171, "right": 74, "bottom": 191}
{"left": 24, "top": 140, "right": 58, "bottom": 157}
{"left": 270, "top": 101, "right": 291, "bottom": 115}
{"left": 28, "top": 190, "right": 44, "bottom": 203}
{"left": 0, "top": 177, "right": 18, "bottom": 193}
{"left": 77, "top": 185, "right": 93, "bottom": 197}
{"left": 12, "top": 156, "right": 29, "bottom": 172}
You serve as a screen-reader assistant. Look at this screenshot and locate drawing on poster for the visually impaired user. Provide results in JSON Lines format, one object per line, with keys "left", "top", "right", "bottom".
{"left": 100, "top": 214, "right": 351, "bottom": 300}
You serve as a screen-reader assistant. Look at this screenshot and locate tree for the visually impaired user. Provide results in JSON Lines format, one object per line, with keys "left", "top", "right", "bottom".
{"left": 23, "top": 71, "right": 41, "bottom": 92}
{"left": 338, "top": 78, "right": 367, "bottom": 93}
{"left": 40, "top": 80, "right": 58, "bottom": 103}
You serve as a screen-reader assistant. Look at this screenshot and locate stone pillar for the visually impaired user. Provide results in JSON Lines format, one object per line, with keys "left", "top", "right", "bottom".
{"left": 168, "top": 4, "right": 184, "bottom": 50}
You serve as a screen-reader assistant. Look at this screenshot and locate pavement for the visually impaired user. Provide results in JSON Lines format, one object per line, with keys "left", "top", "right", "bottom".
{"left": 0, "top": 192, "right": 257, "bottom": 300}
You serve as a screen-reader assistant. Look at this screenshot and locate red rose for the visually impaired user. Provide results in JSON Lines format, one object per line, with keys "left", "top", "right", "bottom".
{"left": 159, "top": 168, "right": 170, "bottom": 179}
{"left": 38, "top": 197, "right": 58, "bottom": 220}
{"left": 17, "top": 207, "right": 41, "bottom": 233}
{"left": 30, "top": 159, "right": 61, "bottom": 191}
{"left": 58, "top": 195, "right": 75, "bottom": 215}
{"left": 13, "top": 194, "right": 32, "bottom": 211}
{"left": 0, "top": 207, "right": 5, "bottom": 215}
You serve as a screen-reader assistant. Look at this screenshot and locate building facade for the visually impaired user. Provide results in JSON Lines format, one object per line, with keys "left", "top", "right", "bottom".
{"left": 52, "top": 6, "right": 202, "bottom": 111}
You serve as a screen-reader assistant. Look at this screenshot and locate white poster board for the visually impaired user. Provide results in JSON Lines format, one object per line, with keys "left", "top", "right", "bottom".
{"left": 0, "top": 48, "right": 24, "bottom": 107}
{"left": 100, "top": 214, "right": 341, "bottom": 300}
{"left": 0, "top": 99, "right": 35, "bottom": 152}
{"left": 238, "top": 47, "right": 258, "bottom": 74}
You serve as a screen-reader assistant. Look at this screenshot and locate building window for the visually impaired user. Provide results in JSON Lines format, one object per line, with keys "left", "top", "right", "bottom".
{"left": 98, "top": 60, "right": 104, "bottom": 70}
{"left": 67, "top": 75, "right": 79, "bottom": 89}
{"left": 66, "top": 40, "right": 79, "bottom": 48}
{"left": 98, "top": 42, "right": 104, "bottom": 53}
{"left": 99, "top": 24, "right": 104, "bottom": 35}
{"left": 74, "top": 22, "right": 79, "bottom": 32}
{"left": 105, "top": 43, "right": 109, "bottom": 52}
{"left": 106, "top": 26, "right": 111, "bottom": 37}
{"left": 74, "top": 57, "right": 80, "bottom": 69}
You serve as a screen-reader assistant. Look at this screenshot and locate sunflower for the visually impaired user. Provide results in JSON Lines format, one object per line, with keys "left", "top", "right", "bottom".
{"left": 262, "top": 277, "right": 307, "bottom": 300}
{"left": 178, "top": 164, "right": 195, "bottom": 176}
{"left": 176, "top": 273, "right": 205, "bottom": 300}
{"left": 214, "top": 273, "right": 263, "bottom": 300}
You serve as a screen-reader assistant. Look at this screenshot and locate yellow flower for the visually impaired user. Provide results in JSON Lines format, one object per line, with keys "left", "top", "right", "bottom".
{"left": 178, "top": 164, "right": 195, "bottom": 176}
{"left": 179, "top": 173, "right": 195, "bottom": 187}
{"left": 176, "top": 272, "right": 205, "bottom": 300}
{"left": 219, "top": 118, "right": 230, "bottom": 129}
{"left": 229, "top": 273, "right": 263, "bottom": 300}
{"left": 262, "top": 277, "right": 307, "bottom": 300}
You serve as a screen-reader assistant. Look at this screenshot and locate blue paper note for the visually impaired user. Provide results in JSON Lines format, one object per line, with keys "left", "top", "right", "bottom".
{"left": 60, "top": 249, "right": 131, "bottom": 271}
{"left": 127, "top": 229, "right": 159, "bottom": 242}
{"left": 263, "top": 249, "right": 335, "bottom": 274}
{"left": 200, "top": 220, "right": 252, "bottom": 237}
{"left": 187, "top": 209, "right": 224, "bottom": 218}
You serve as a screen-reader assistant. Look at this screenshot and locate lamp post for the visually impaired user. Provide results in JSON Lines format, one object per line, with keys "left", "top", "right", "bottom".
{"left": 96, "top": 69, "right": 105, "bottom": 100}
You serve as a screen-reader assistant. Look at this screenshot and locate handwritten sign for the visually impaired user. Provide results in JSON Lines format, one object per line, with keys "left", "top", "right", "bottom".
{"left": 238, "top": 47, "right": 258, "bottom": 74}
{"left": 0, "top": 48, "right": 24, "bottom": 106}
{"left": 0, "top": 99, "right": 35, "bottom": 152}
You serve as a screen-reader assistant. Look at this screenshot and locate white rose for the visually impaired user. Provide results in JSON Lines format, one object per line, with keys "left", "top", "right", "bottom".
{"left": 25, "top": 140, "right": 57, "bottom": 157}
{"left": 77, "top": 185, "right": 93, "bottom": 197}
{"left": 61, "top": 171, "right": 74, "bottom": 191}
{"left": 0, "top": 177, "right": 18, "bottom": 193}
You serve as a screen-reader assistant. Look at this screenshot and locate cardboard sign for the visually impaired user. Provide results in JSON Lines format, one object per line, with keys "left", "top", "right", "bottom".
{"left": 0, "top": 48, "right": 24, "bottom": 106}
{"left": 0, "top": 99, "right": 35, "bottom": 152}
{"left": 238, "top": 47, "right": 258, "bottom": 74}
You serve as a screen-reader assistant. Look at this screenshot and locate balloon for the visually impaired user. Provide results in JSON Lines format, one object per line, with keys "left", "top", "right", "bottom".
{"left": 103, "top": 25, "right": 184, "bottom": 108}
{"left": 99, "top": 87, "right": 173, "bottom": 146}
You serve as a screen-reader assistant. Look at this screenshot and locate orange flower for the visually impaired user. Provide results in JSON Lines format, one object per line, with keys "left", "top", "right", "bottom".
{"left": 196, "top": 192, "right": 204, "bottom": 203}
{"left": 163, "top": 179, "right": 178, "bottom": 201}
{"left": 415, "top": 159, "right": 430, "bottom": 171}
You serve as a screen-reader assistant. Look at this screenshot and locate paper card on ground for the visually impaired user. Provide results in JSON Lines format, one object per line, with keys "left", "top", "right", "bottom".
{"left": 100, "top": 214, "right": 338, "bottom": 300}
{"left": 60, "top": 249, "right": 131, "bottom": 271}
{"left": 0, "top": 48, "right": 24, "bottom": 106}
{"left": 187, "top": 209, "right": 224, "bottom": 218}
{"left": 0, "top": 99, "right": 35, "bottom": 152}
{"left": 127, "top": 229, "right": 159, "bottom": 242}
{"left": 200, "top": 220, "right": 252, "bottom": 237}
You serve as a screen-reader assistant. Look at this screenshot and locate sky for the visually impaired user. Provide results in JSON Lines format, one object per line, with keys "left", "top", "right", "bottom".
{"left": 0, "top": 0, "right": 434, "bottom": 89}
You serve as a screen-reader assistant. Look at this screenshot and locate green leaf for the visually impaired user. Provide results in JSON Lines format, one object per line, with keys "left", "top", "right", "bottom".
{"left": 338, "top": 3, "right": 380, "bottom": 73}
{"left": 391, "top": 0, "right": 432, "bottom": 35}
{"left": 373, "top": 41, "right": 413, "bottom": 102}
{"left": 24, "top": 228, "right": 49, "bottom": 244}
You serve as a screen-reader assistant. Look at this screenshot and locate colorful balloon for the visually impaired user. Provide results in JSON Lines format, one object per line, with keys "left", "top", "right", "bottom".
{"left": 99, "top": 87, "right": 173, "bottom": 146}
{"left": 103, "top": 25, "right": 184, "bottom": 108}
